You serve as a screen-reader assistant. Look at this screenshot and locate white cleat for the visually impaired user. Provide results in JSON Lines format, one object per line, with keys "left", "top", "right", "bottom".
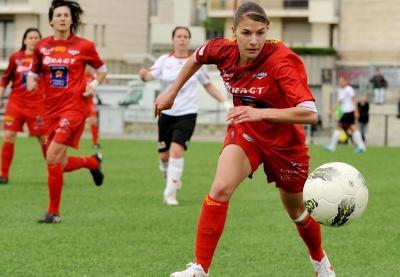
{"left": 170, "top": 262, "right": 208, "bottom": 277}
{"left": 164, "top": 194, "right": 179, "bottom": 206}
{"left": 310, "top": 252, "right": 336, "bottom": 277}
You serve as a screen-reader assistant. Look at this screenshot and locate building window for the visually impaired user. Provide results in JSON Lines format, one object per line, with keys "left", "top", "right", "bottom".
{"left": 0, "top": 20, "right": 14, "bottom": 60}
{"left": 282, "top": 19, "right": 311, "bottom": 46}
{"left": 149, "top": 0, "right": 158, "bottom": 16}
{"left": 283, "top": 0, "right": 309, "bottom": 9}
{"left": 93, "top": 24, "right": 98, "bottom": 45}
{"left": 101, "top": 24, "right": 106, "bottom": 47}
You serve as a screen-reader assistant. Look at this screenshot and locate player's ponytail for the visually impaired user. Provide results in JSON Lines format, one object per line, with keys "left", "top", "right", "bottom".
{"left": 49, "top": 0, "right": 83, "bottom": 34}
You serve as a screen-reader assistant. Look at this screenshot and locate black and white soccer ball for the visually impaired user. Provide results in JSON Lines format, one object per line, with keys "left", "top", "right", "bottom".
{"left": 303, "top": 162, "right": 368, "bottom": 227}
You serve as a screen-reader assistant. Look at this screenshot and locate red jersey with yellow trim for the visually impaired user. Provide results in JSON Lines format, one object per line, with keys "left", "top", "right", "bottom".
{"left": 195, "top": 38, "right": 315, "bottom": 147}
{"left": 30, "top": 35, "right": 104, "bottom": 117}
{"left": 0, "top": 50, "right": 44, "bottom": 112}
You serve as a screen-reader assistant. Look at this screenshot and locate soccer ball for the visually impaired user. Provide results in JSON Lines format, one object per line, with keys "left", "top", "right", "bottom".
{"left": 303, "top": 162, "right": 368, "bottom": 227}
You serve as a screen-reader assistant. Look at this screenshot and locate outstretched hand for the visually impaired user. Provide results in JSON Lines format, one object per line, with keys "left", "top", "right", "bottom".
{"left": 226, "top": 106, "right": 265, "bottom": 124}
{"left": 154, "top": 88, "right": 175, "bottom": 117}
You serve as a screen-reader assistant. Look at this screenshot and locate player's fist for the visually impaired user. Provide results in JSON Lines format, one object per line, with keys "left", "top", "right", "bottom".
{"left": 139, "top": 68, "right": 149, "bottom": 82}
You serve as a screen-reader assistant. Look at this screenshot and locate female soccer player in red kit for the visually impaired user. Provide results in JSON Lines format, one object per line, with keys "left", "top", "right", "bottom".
{"left": 0, "top": 28, "right": 46, "bottom": 184}
{"left": 27, "top": 0, "right": 107, "bottom": 223}
{"left": 156, "top": 2, "right": 336, "bottom": 277}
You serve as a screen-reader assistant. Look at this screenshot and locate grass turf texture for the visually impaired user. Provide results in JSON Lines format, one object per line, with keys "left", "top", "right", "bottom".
{"left": 0, "top": 138, "right": 398, "bottom": 276}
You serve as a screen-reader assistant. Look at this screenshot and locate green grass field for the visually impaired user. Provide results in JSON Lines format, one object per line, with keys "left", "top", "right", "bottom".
{"left": 0, "top": 138, "right": 399, "bottom": 276}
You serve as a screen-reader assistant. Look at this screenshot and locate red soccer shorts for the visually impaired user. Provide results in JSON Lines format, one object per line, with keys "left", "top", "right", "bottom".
{"left": 3, "top": 100, "right": 46, "bottom": 136}
{"left": 46, "top": 110, "right": 86, "bottom": 149}
{"left": 223, "top": 124, "right": 309, "bottom": 193}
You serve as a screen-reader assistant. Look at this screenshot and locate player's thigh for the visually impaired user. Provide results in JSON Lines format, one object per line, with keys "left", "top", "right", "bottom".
{"left": 210, "top": 144, "right": 252, "bottom": 201}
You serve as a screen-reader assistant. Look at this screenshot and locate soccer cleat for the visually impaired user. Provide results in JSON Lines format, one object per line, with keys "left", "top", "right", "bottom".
{"left": 90, "top": 152, "right": 104, "bottom": 186}
{"left": 164, "top": 194, "right": 179, "bottom": 206}
{"left": 93, "top": 143, "right": 101, "bottom": 149}
{"left": 170, "top": 262, "right": 208, "bottom": 277}
{"left": 37, "top": 212, "right": 62, "bottom": 224}
{"left": 355, "top": 147, "right": 366, "bottom": 153}
{"left": 323, "top": 145, "right": 334, "bottom": 152}
{"left": 0, "top": 176, "right": 9, "bottom": 185}
{"left": 310, "top": 252, "right": 336, "bottom": 277}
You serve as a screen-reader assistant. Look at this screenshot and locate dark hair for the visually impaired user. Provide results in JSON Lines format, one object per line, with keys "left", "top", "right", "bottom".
{"left": 234, "top": 1, "right": 269, "bottom": 27}
{"left": 20, "top": 28, "right": 42, "bottom": 51}
{"left": 49, "top": 0, "right": 83, "bottom": 34}
{"left": 172, "top": 26, "right": 191, "bottom": 39}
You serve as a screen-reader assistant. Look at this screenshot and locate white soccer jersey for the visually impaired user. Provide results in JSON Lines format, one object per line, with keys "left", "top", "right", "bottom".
{"left": 150, "top": 53, "right": 210, "bottom": 116}
{"left": 337, "top": 85, "right": 355, "bottom": 113}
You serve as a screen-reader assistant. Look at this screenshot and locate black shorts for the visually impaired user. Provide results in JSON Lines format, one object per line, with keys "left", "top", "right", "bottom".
{"left": 158, "top": 113, "right": 197, "bottom": 152}
{"left": 339, "top": 112, "right": 355, "bottom": 129}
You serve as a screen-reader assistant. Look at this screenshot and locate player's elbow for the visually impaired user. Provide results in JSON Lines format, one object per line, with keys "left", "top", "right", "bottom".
{"left": 308, "top": 112, "right": 318, "bottom": 125}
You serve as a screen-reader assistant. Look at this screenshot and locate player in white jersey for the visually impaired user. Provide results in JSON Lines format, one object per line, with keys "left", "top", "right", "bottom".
{"left": 325, "top": 77, "right": 366, "bottom": 152}
{"left": 139, "top": 26, "right": 231, "bottom": 206}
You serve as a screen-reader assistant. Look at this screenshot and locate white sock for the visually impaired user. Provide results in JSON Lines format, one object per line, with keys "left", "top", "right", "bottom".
{"left": 328, "top": 130, "right": 340, "bottom": 151}
{"left": 352, "top": 130, "right": 366, "bottom": 150}
{"left": 164, "top": 157, "right": 184, "bottom": 197}
{"left": 159, "top": 159, "right": 168, "bottom": 177}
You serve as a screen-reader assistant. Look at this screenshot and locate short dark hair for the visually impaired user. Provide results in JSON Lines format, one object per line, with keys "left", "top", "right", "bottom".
{"left": 49, "top": 0, "right": 83, "bottom": 34}
{"left": 234, "top": 1, "right": 269, "bottom": 27}
{"left": 20, "top": 28, "right": 42, "bottom": 51}
{"left": 172, "top": 26, "right": 191, "bottom": 39}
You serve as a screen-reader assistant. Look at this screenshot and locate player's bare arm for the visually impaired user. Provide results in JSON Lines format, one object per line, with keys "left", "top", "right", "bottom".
{"left": 139, "top": 68, "right": 154, "bottom": 82}
{"left": 227, "top": 106, "right": 318, "bottom": 125}
{"left": 0, "top": 86, "right": 4, "bottom": 107}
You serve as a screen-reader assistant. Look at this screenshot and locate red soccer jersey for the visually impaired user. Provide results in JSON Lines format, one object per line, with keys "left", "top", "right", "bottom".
{"left": 30, "top": 35, "right": 104, "bottom": 117}
{"left": 0, "top": 50, "right": 44, "bottom": 112}
{"left": 195, "top": 38, "right": 315, "bottom": 147}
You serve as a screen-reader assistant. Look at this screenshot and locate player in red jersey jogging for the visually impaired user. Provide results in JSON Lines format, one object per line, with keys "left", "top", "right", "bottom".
{"left": 27, "top": 0, "right": 107, "bottom": 223}
{"left": 0, "top": 28, "right": 46, "bottom": 185}
{"left": 156, "top": 2, "right": 336, "bottom": 276}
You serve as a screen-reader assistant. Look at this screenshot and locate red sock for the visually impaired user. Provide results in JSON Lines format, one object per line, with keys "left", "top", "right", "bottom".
{"left": 1, "top": 141, "right": 14, "bottom": 178}
{"left": 47, "top": 163, "right": 63, "bottom": 215}
{"left": 195, "top": 194, "right": 229, "bottom": 272}
{"left": 91, "top": 123, "right": 99, "bottom": 145}
{"left": 63, "top": 156, "right": 99, "bottom": 172}
{"left": 296, "top": 214, "right": 324, "bottom": 261}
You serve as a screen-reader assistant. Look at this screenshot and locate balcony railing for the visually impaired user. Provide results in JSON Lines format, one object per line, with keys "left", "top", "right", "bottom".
{"left": 208, "top": 0, "right": 308, "bottom": 13}
{"left": 0, "top": 0, "right": 28, "bottom": 5}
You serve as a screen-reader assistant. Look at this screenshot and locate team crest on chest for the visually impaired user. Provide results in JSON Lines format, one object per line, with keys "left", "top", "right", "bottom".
{"left": 252, "top": 72, "right": 268, "bottom": 80}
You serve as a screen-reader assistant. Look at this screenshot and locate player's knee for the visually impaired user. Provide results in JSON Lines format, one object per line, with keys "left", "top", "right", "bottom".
{"left": 3, "top": 132, "right": 17, "bottom": 142}
{"left": 210, "top": 181, "right": 234, "bottom": 201}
